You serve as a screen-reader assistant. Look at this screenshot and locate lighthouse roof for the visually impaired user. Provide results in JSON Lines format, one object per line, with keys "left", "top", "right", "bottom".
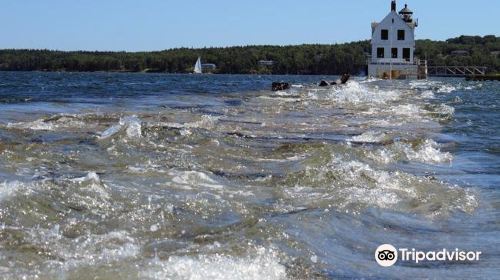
{"left": 399, "top": 4, "right": 413, "bottom": 14}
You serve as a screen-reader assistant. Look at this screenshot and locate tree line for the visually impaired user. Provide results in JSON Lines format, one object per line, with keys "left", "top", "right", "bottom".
{"left": 415, "top": 35, "right": 500, "bottom": 72}
{"left": 0, "top": 35, "right": 498, "bottom": 75}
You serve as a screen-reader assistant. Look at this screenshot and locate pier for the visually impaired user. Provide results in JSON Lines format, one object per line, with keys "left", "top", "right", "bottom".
{"left": 428, "top": 66, "right": 487, "bottom": 77}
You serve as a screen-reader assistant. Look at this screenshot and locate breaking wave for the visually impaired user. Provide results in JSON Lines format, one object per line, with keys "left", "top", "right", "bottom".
{"left": 99, "top": 115, "right": 142, "bottom": 139}
{"left": 277, "top": 149, "right": 475, "bottom": 217}
{"left": 141, "top": 247, "right": 287, "bottom": 280}
{"left": 365, "top": 139, "right": 453, "bottom": 165}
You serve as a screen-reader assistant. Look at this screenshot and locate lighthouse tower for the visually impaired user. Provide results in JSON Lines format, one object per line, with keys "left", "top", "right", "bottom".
{"left": 368, "top": 1, "right": 427, "bottom": 79}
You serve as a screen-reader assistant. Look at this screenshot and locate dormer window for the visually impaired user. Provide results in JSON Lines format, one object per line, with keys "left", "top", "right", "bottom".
{"left": 381, "top": 29, "right": 389, "bottom": 40}
{"left": 397, "top": 30, "right": 405, "bottom": 40}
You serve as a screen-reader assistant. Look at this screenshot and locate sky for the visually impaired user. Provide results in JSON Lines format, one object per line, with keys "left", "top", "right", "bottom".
{"left": 0, "top": 0, "right": 498, "bottom": 52}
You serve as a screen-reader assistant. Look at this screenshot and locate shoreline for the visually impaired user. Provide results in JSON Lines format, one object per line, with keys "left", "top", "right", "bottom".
{"left": 1, "top": 35, "right": 498, "bottom": 75}
{"left": 0, "top": 70, "right": 357, "bottom": 77}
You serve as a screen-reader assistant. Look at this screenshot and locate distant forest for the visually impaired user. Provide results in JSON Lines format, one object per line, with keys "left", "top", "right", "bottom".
{"left": 0, "top": 35, "right": 499, "bottom": 75}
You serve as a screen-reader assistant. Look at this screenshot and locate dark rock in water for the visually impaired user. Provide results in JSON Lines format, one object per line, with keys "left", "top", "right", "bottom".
{"left": 272, "top": 82, "right": 290, "bottom": 91}
{"left": 319, "top": 74, "right": 350, "bottom": 87}
{"left": 319, "top": 80, "right": 330, "bottom": 87}
{"left": 340, "top": 73, "right": 350, "bottom": 84}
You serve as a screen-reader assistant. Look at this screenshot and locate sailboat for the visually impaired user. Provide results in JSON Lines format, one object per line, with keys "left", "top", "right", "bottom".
{"left": 193, "top": 57, "right": 202, "bottom": 74}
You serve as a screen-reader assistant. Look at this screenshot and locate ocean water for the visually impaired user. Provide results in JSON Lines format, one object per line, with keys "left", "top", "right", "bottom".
{"left": 0, "top": 72, "right": 498, "bottom": 279}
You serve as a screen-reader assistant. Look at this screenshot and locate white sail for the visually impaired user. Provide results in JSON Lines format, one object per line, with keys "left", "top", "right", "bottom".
{"left": 194, "top": 57, "right": 202, "bottom": 74}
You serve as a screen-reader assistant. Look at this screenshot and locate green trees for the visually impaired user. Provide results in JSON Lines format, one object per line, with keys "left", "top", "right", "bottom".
{"left": 415, "top": 35, "right": 500, "bottom": 72}
{"left": 0, "top": 35, "right": 498, "bottom": 74}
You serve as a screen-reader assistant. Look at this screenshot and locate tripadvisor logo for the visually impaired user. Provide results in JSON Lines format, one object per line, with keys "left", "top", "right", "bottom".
{"left": 375, "top": 244, "right": 398, "bottom": 267}
{"left": 375, "top": 244, "right": 482, "bottom": 267}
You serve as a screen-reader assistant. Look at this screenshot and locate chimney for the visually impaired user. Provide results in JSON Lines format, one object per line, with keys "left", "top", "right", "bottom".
{"left": 391, "top": 0, "right": 396, "bottom": 12}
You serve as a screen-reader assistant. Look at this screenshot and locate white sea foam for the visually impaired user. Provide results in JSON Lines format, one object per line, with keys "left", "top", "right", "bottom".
{"left": 282, "top": 158, "right": 416, "bottom": 211}
{"left": 360, "top": 77, "right": 382, "bottom": 83}
{"left": 409, "top": 79, "right": 438, "bottom": 90}
{"left": 29, "top": 229, "right": 140, "bottom": 271}
{"left": 273, "top": 90, "right": 291, "bottom": 96}
{"left": 348, "top": 131, "right": 387, "bottom": 143}
{"left": 410, "top": 79, "right": 457, "bottom": 94}
{"left": 367, "top": 139, "right": 453, "bottom": 165}
{"left": 255, "top": 154, "right": 307, "bottom": 162}
{"left": 331, "top": 159, "right": 417, "bottom": 209}
{"left": 437, "top": 84, "right": 457, "bottom": 93}
{"left": 127, "top": 161, "right": 165, "bottom": 174}
{"left": 435, "top": 104, "right": 455, "bottom": 116}
{"left": 327, "top": 81, "right": 401, "bottom": 105}
{"left": 124, "top": 117, "right": 142, "bottom": 138}
{"left": 169, "top": 170, "right": 224, "bottom": 190}
{"left": 281, "top": 151, "right": 477, "bottom": 216}
{"left": 389, "top": 104, "right": 424, "bottom": 119}
{"left": 69, "top": 171, "right": 111, "bottom": 203}
{"left": 366, "top": 148, "right": 396, "bottom": 164}
{"left": 71, "top": 171, "right": 101, "bottom": 184}
{"left": 0, "top": 180, "right": 24, "bottom": 201}
{"left": 149, "top": 115, "right": 220, "bottom": 131}
{"left": 187, "top": 115, "right": 220, "bottom": 129}
{"left": 421, "top": 90, "right": 435, "bottom": 99}
{"left": 7, "top": 119, "right": 55, "bottom": 130}
{"left": 99, "top": 115, "right": 142, "bottom": 139}
{"left": 400, "top": 139, "right": 453, "bottom": 164}
{"left": 6, "top": 115, "right": 88, "bottom": 131}
{"left": 140, "top": 247, "right": 287, "bottom": 280}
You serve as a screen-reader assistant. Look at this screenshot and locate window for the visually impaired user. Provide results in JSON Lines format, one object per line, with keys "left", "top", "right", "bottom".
{"left": 377, "top": 48, "right": 385, "bottom": 58}
{"left": 381, "top": 29, "right": 388, "bottom": 40}
{"left": 403, "top": 48, "right": 411, "bottom": 61}
{"left": 392, "top": 48, "right": 398, "bottom": 58}
{"left": 398, "top": 30, "right": 405, "bottom": 40}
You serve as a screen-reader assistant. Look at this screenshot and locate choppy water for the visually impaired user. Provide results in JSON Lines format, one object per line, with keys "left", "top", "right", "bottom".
{"left": 0, "top": 72, "right": 499, "bottom": 279}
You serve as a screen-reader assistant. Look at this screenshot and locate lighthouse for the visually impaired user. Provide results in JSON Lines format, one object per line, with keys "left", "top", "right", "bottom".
{"left": 368, "top": 1, "right": 427, "bottom": 79}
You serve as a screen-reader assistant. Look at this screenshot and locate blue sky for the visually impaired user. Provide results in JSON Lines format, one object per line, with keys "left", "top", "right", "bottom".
{"left": 1, "top": 0, "right": 498, "bottom": 51}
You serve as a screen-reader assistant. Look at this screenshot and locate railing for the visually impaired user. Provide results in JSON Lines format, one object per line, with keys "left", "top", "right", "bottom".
{"left": 367, "top": 58, "right": 427, "bottom": 66}
{"left": 427, "top": 66, "right": 487, "bottom": 77}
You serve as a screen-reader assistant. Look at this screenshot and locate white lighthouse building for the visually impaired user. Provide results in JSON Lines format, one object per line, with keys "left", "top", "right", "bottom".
{"left": 368, "top": 0, "right": 427, "bottom": 79}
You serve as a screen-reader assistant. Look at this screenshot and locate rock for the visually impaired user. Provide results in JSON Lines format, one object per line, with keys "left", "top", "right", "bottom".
{"left": 272, "top": 82, "right": 290, "bottom": 91}
{"left": 319, "top": 80, "right": 330, "bottom": 87}
{"left": 340, "top": 73, "right": 350, "bottom": 84}
{"left": 319, "top": 74, "right": 350, "bottom": 87}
